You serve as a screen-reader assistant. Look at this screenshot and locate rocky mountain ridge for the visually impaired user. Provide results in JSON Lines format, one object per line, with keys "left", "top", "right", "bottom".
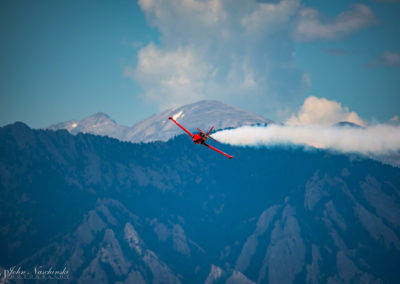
{"left": 1, "top": 122, "right": 400, "bottom": 283}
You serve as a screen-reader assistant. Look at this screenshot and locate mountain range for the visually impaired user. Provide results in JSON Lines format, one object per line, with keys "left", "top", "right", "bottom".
{"left": 1, "top": 121, "right": 400, "bottom": 283}
{"left": 46, "top": 100, "right": 272, "bottom": 143}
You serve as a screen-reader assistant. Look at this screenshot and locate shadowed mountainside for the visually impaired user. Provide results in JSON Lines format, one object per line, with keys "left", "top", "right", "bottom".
{"left": 1, "top": 122, "right": 400, "bottom": 283}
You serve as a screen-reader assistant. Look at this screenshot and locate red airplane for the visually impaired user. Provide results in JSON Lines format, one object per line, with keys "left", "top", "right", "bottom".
{"left": 168, "top": 117, "right": 233, "bottom": 159}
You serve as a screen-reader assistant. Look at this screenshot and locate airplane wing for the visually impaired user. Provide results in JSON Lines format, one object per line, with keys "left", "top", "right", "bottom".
{"left": 197, "top": 128, "right": 207, "bottom": 135}
{"left": 169, "top": 117, "right": 194, "bottom": 138}
{"left": 203, "top": 143, "right": 233, "bottom": 159}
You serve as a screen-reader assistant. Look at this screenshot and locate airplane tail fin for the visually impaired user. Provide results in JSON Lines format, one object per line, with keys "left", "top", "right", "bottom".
{"left": 207, "top": 126, "right": 214, "bottom": 136}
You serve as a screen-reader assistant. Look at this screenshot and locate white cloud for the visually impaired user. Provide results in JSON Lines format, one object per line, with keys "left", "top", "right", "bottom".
{"left": 381, "top": 51, "right": 400, "bottom": 66}
{"left": 293, "top": 4, "right": 376, "bottom": 41}
{"left": 132, "top": 0, "right": 307, "bottom": 113}
{"left": 387, "top": 115, "right": 400, "bottom": 126}
{"left": 212, "top": 97, "right": 399, "bottom": 162}
{"left": 241, "top": 0, "right": 300, "bottom": 33}
{"left": 139, "top": 0, "right": 300, "bottom": 42}
{"left": 213, "top": 124, "right": 400, "bottom": 156}
{"left": 368, "top": 51, "right": 400, "bottom": 67}
{"left": 286, "top": 96, "right": 365, "bottom": 126}
{"left": 138, "top": 0, "right": 228, "bottom": 42}
{"left": 125, "top": 43, "right": 214, "bottom": 108}
{"left": 129, "top": 1, "right": 377, "bottom": 114}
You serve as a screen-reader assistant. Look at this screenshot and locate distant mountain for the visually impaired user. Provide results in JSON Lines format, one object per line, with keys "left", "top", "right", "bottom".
{"left": 125, "top": 100, "right": 272, "bottom": 142}
{"left": 47, "top": 112, "right": 130, "bottom": 139}
{"left": 46, "top": 100, "right": 272, "bottom": 143}
{"left": 1, "top": 122, "right": 400, "bottom": 283}
{"left": 333, "top": 121, "right": 363, "bottom": 128}
{"left": 387, "top": 116, "right": 400, "bottom": 126}
{"left": 47, "top": 119, "right": 79, "bottom": 132}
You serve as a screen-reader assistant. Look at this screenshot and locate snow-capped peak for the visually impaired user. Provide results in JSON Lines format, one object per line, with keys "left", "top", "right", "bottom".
{"left": 125, "top": 100, "right": 272, "bottom": 142}
{"left": 46, "top": 100, "right": 272, "bottom": 143}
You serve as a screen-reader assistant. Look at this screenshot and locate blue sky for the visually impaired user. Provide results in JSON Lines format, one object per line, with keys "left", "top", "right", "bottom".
{"left": 0, "top": 0, "right": 399, "bottom": 128}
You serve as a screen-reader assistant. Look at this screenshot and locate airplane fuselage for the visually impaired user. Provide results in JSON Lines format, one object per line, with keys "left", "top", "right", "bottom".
{"left": 168, "top": 116, "right": 233, "bottom": 159}
{"left": 193, "top": 132, "right": 208, "bottom": 144}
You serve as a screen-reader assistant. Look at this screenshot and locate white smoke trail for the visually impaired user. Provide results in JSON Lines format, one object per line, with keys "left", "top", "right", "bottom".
{"left": 212, "top": 124, "right": 400, "bottom": 156}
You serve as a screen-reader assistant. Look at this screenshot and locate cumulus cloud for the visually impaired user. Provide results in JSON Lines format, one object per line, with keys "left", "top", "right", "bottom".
{"left": 388, "top": 115, "right": 400, "bottom": 126}
{"left": 213, "top": 96, "right": 399, "bottom": 162}
{"left": 138, "top": 0, "right": 300, "bottom": 44}
{"left": 212, "top": 124, "right": 400, "bottom": 156}
{"left": 125, "top": 43, "right": 215, "bottom": 108}
{"left": 128, "top": 0, "right": 377, "bottom": 114}
{"left": 377, "top": 51, "right": 400, "bottom": 66}
{"left": 382, "top": 51, "right": 400, "bottom": 65}
{"left": 128, "top": 0, "right": 308, "bottom": 113}
{"left": 293, "top": 4, "right": 376, "bottom": 41}
{"left": 286, "top": 96, "right": 366, "bottom": 126}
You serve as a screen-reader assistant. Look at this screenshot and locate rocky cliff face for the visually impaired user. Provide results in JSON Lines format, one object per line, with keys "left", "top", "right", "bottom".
{"left": 1, "top": 122, "right": 400, "bottom": 283}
